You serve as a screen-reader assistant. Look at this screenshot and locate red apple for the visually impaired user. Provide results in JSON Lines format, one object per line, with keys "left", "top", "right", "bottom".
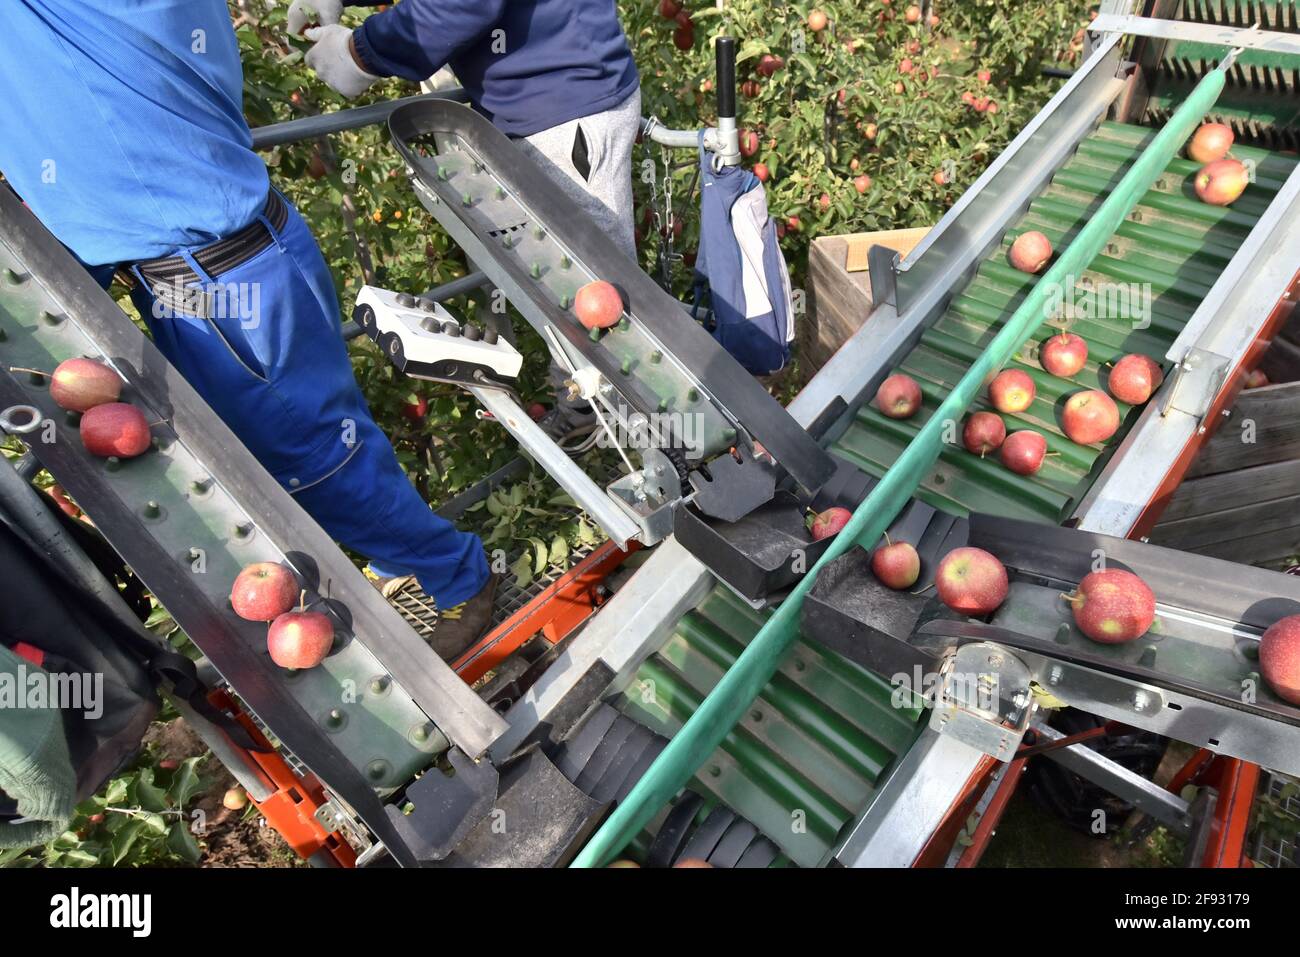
{"left": 1039, "top": 332, "right": 1088, "bottom": 377}
{"left": 932, "top": 168, "right": 947, "bottom": 186}
{"left": 988, "top": 369, "right": 1036, "bottom": 413}
{"left": 854, "top": 174, "right": 873, "bottom": 194}
{"left": 79, "top": 402, "right": 151, "bottom": 458}
{"left": 899, "top": 58, "right": 915, "bottom": 75}
{"left": 401, "top": 393, "right": 428, "bottom": 421}
{"left": 739, "top": 129, "right": 759, "bottom": 157}
{"left": 905, "top": 4, "right": 921, "bottom": 23}
{"left": 808, "top": 9, "right": 828, "bottom": 31}
{"left": 222, "top": 788, "right": 248, "bottom": 811}
{"left": 1194, "top": 158, "right": 1250, "bottom": 206}
{"left": 811, "top": 506, "right": 853, "bottom": 541}
{"left": 741, "top": 79, "right": 761, "bottom": 98}
{"left": 46, "top": 484, "right": 80, "bottom": 517}
{"left": 49, "top": 357, "right": 122, "bottom": 412}
{"left": 875, "top": 373, "right": 923, "bottom": 419}
{"left": 872, "top": 538, "right": 920, "bottom": 590}
{"left": 573, "top": 280, "right": 623, "bottom": 330}
{"left": 753, "top": 162, "right": 770, "bottom": 182}
{"left": 963, "top": 411, "right": 1006, "bottom": 456}
{"left": 1062, "top": 389, "right": 1120, "bottom": 445}
{"left": 863, "top": 122, "right": 878, "bottom": 140}
{"left": 1008, "top": 231, "right": 1053, "bottom": 274}
{"left": 757, "top": 54, "right": 784, "bottom": 78}
{"left": 267, "top": 609, "right": 334, "bottom": 670}
{"left": 658, "top": 0, "right": 681, "bottom": 18}
{"left": 999, "top": 430, "right": 1048, "bottom": 475}
{"left": 818, "top": 192, "right": 832, "bottom": 211}
{"left": 1065, "top": 568, "right": 1155, "bottom": 644}
{"left": 1188, "top": 122, "right": 1234, "bottom": 164}
{"left": 230, "top": 562, "right": 299, "bottom": 622}
{"left": 1259, "top": 614, "right": 1300, "bottom": 705}
{"left": 1245, "top": 369, "right": 1270, "bottom": 389}
{"left": 936, "top": 547, "right": 1009, "bottom": 615}
{"left": 1107, "top": 354, "right": 1156, "bottom": 405}
{"left": 672, "top": 25, "right": 694, "bottom": 50}
{"left": 1132, "top": 354, "right": 1165, "bottom": 389}
{"left": 977, "top": 69, "right": 992, "bottom": 83}
{"left": 527, "top": 402, "right": 548, "bottom": 421}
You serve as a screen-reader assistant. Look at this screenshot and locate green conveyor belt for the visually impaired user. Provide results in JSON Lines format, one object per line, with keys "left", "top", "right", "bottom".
{"left": 831, "top": 120, "right": 1299, "bottom": 525}
{"left": 615, "top": 587, "right": 924, "bottom": 867}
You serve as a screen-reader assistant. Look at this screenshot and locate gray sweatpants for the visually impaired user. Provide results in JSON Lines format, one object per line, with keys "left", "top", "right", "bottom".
{"left": 515, "top": 89, "right": 642, "bottom": 408}
{"left": 515, "top": 88, "right": 640, "bottom": 262}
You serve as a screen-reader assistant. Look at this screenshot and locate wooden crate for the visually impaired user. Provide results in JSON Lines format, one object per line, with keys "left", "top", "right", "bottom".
{"left": 802, "top": 226, "right": 931, "bottom": 372}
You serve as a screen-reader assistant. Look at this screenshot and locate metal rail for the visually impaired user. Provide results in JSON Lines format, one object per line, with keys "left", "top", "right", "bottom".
{"left": 249, "top": 89, "right": 471, "bottom": 150}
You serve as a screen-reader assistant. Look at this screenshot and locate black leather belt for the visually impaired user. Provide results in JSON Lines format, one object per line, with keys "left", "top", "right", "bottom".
{"left": 132, "top": 191, "right": 288, "bottom": 316}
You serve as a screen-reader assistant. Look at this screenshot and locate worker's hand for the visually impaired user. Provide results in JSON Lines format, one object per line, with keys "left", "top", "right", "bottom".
{"left": 286, "top": 0, "right": 343, "bottom": 36}
{"left": 304, "top": 25, "right": 379, "bottom": 98}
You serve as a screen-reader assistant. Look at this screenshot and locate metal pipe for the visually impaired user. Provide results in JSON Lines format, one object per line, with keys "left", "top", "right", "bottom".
{"left": 250, "top": 89, "right": 470, "bottom": 150}
{"left": 570, "top": 55, "right": 1233, "bottom": 869}
{"left": 421, "top": 269, "right": 491, "bottom": 303}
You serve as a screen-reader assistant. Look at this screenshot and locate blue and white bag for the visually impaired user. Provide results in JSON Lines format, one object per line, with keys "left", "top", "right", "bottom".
{"left": 691, "top": 140, "right": 795, "bottom": 375}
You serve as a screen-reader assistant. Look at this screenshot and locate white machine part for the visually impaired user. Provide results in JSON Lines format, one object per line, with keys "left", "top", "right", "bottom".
{"left": 354, "top": 284, "right": 523, "bottom": 381}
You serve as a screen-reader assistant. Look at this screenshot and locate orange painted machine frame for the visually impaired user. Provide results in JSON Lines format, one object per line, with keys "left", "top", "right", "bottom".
{"left": 207, "top": 688, "right": 357, "bottom": 867}
{"left": 451, "top": 539, "right": 634, "bottom": 684}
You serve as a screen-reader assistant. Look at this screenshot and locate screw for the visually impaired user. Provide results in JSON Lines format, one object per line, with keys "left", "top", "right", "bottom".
{"left": 1049, "top": 665, "right": 1063, "bottom": 686}
{"left": 142, "top": 501, "right": 162, "bottom": 519}
{"left": 39, "top": 310, "right": 63, "bottom": 327}
{"left": 3, "top": 269, "right": 24, "bottom": 286}
{"left": 650, "top": 350, "right": 662, "bottom": 364}
{"left": 530, "top": 263, "right": 542, "bottom": 279}
{"left": 559, "top": 256, "right": 571, "bottom": 270}
{"left": 233, "top": 521, "right": 254, "bottom": 540}
{"left": 1133, "top": 691, "right": 1149, "bottom": 712}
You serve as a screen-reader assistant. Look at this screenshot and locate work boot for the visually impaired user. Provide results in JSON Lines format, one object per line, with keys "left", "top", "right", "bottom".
{"left": 378, "top": 573, "right": 499, "bottom": 662}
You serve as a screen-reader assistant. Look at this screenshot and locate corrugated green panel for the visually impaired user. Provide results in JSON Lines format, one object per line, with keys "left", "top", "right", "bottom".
{"left": 831, "top": 120, "right": 1297, "bottom": 523}
{"left": 615, "top": 586, "right": 923, "bottom": 867}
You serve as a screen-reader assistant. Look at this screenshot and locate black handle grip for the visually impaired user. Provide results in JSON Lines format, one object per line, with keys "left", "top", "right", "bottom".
{"left": 715, "top": 36, "right": 736, "bottom": 121}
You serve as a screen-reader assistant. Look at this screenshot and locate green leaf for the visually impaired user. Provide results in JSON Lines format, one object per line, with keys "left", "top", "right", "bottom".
{"left": 527, "top": 537, "right": 549, "bottom": 575}
{"left": 167, "top": 756, "right": 206, "bottom": 810}
{"left": 133, "top": 768, "right": 169, "bottom": 813}
{"left": 166, "top": 821, "right": 203, "bottom": 865}
{"left": 111, "top": 819, "right": 145, "bottom": 865}
{"left": 550, "top": 535, "right": 570, "bottom": 566}
{"left": 510, "top": 551, "right": 533, "bottom": 589}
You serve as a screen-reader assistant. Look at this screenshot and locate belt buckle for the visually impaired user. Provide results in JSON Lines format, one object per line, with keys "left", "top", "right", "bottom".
{"left": 152, "top": 277, "right": 215, "bottom": 320}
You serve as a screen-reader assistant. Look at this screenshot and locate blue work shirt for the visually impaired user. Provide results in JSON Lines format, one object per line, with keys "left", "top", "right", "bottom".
{"left": 0, "top": 1, "right": 268, "bottom": 268}
{"left": 350, "top": 0, "right": 639, "bottom": 137}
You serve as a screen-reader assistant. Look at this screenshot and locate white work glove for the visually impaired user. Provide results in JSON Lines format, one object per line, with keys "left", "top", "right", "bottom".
{"left": 305, "top": 24, "right": 380, "bottom": 98}
{"left": 286, "top": 0, "right": 343, "bottom": 36}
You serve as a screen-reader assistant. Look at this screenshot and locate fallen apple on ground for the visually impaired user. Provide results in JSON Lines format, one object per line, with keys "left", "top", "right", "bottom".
{"left": 875, "top": 373, "right": 922, "bottom": 419}
{"left": 267, "top": 603, "right": 335, "bottom": 670}
{"left": 1039, "top": 332, "right": 1088, "bottom": 377}
{"left": 1107, "top": 354, "right": 1157, "bottom": 405}
{"left": 79, "top": 402, "right": 152, "bottom": 458}
{"left": 1008, "top": 231, "right": 1053, "bottom": 274}
{"left": 573, "top": 280, "right": 623, "bottom": 330}
{"left": 49, "top": 357, "right": 122, "bottom": 412}
{"left": 963, "top": 411, "right": 1006, "bottom": 457}
{"left": 1062, "top": 390, "right": 1120, "bottom": 445}
{"left": 1259, "top": 614, "right": 1300, "bottom": 705}
{"left": 1194, "top": 158, "right": 1250, "bottom": 206}
{"left": 222, "top": 788, "right": 248, "bottom": 811}
{"left": 811, "top": 506, "right": 852, "bottom": 541}
{"left": 231, "top": 562, "right": 299, "bottom": 622}
{"left": 936, "top": 547, "right": 1009, "bottom": 615}
{"left": 1065, "top": 568, "right": 1155, "bottom": 644}
{"left": 999, "top": 430, "right": 1049, "bottom": 475}
{"left": 871, "top": 536, "right": 920, "bottom": 590}
{"left": 1188, "top": 122, "right": 1234, "bottom": 164}
{"left": 988, "top": 368, "right": 1036, "bottom": 413}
